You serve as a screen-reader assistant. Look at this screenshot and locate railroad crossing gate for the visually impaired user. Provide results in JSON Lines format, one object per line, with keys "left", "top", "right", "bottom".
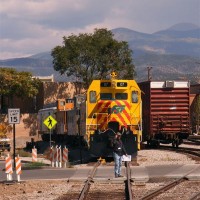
{"left": 43, "top": 115, "right": 57, "bottom": 129}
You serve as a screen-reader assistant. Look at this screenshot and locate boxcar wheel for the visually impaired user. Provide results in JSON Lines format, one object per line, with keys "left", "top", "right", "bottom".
{"left": 172, "top": 141, "right": 175, "bottom": 148}
{"left": 175, "top": 139, "right": 179, "bottom": 148}
{"left": 156, "top": 141, "right": 160, "bottom": 148}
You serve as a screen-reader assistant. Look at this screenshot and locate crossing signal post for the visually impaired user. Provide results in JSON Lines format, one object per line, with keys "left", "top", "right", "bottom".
{"left": 43, "top": 115, "right": 57, "bottom": 147}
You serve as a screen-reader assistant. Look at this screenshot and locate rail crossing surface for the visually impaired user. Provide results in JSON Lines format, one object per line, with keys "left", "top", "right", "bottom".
{"left": 0, "top": 160, "right": 199, "bottom": 183}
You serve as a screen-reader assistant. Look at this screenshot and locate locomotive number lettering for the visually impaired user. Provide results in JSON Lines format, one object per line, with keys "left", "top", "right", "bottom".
{"left": 100, "top": 82, "right": 111, "bottom": 87}
{"left": 117, "top": 82, "right": 127, "bottom": 87}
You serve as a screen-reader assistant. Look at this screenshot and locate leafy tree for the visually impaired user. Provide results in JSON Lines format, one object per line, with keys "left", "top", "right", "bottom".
{"left": 0, "top": 68, "right": 41, "bottom": 111}
{"left": 0, "top": 122, "right": 12, "bottom": 138}
{"left": 52, "top": 28, "right": 135, "bottom": 88}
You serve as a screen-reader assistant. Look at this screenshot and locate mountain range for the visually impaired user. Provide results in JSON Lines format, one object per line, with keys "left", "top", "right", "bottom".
{"left": 0, "top": 23, "right": 200, "bottom": 83}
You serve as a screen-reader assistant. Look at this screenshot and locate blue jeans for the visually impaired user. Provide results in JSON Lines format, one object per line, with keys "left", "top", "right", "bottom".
{"left": 113, "top": 152, "right": 122, "bottom": 177}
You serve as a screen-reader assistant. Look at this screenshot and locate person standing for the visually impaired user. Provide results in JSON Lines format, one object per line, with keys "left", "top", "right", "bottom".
{"left": 112, "top": 132, "right": 127, "bottom": 178}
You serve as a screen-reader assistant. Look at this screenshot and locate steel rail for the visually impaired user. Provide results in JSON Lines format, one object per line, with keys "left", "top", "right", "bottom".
{"left": 125, "top": 161, "right": 133, "bottom": 200}
{"left": 189, "top": 191, "right": 200, "bottom": 200}
{"left": 158, "top": 145, "right": 200, "bottom": 158}
{"left": 140, "top": 177, "right": 187, "bottom": 200}
{"left": 78, "top": 160, "right": 101, "bottom": 200}
{"left": 140, "top": 166, "right": 199, "bottom": 200}
{"left": 187, "top": 138, "right": 200, "bottom": 145}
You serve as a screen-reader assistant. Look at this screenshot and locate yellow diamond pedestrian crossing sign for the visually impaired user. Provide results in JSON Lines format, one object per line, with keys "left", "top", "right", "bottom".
{"left": 43, "top": 115, "right": 57, "bottom": 129}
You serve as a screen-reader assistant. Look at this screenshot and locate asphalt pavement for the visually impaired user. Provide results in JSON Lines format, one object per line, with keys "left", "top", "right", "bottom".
{"left": 0, "top": 160, "right": 200, "bottom": 183}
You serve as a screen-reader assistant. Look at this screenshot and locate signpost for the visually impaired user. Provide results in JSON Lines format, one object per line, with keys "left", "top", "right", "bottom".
{"left": 8, "top": 108, "right": 20, "bottom": 169}
{"left": 8, "top": 109, "right": 20, "bottom": 124}
{"left": 43, "top": 115, "right": 57, "bottom": 147}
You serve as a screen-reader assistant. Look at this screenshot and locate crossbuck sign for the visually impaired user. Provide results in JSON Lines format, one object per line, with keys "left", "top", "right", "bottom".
{"left": 8, "top": 108, "right": 20, "bottom": 124}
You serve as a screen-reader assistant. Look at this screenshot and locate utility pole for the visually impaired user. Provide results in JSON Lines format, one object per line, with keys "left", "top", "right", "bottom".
{"left": 147, "top": 66, "right": 152, "bottom": 81}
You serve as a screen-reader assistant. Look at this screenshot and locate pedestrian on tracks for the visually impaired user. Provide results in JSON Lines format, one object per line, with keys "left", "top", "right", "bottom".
{"left": 112, "top": 132, "right": 127, "bottom": 178}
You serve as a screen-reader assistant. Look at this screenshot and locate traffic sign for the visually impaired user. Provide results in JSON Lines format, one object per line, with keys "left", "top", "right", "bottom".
{"left": 43, "top": 115, "right": 57, "bottom": 129}
{"left": 8, "top": 108, "right": 20, "bottom": 124}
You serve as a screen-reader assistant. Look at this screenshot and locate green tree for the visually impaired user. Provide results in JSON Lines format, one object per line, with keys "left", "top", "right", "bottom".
{"left": 52, "top": 28, "right": 135, "bottom": 88}
{"left": 0, "top": 68, "right": 41, "bottom": 111}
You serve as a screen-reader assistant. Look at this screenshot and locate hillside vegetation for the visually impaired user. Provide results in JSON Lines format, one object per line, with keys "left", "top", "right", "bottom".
{"left": 0, "top": 23, "right": 199, "bottom": 83}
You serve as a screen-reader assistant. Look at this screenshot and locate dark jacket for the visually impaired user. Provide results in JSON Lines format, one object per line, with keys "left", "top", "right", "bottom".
{"left": 112, "top": 138, "right": 127, "bottom": 156}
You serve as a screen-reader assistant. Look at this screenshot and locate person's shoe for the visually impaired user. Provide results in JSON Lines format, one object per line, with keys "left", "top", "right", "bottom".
{"left": 115, "top": 174, "right": 119, "bottom": 178}
{"left": 118, "top": 175, "right": 124, "bottom": 177}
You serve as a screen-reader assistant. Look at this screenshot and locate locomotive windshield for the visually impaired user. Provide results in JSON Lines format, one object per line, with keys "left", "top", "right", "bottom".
{"left": 115, "top": 93, "right": 128, "bottom": 100}
{"left": 100, "top": 93, "right": 112, "bottom": 100}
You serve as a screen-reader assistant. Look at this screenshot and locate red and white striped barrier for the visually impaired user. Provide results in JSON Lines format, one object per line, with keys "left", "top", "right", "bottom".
{"left": 15, "top": 155, "right": 22, "bottom": 182}
{"left": 5, "top": 154, "right": 13, "bottom": 181}
{"left": 55, "top": 146, "right": 59, "bottom": 167}
{"left": 59, "top": 146, "right": 62, "bottom": 168}
{"left": 32, "top": 147, "right": 37, "bottom": 162}
{"left": 48, "top": 146, "right": 54, "bottom": 167}
{"left": 63, "top": 147, "right": 68, "bottom": 168}
{"left": 48, "top": 146, "right": 69, "bottom": 168}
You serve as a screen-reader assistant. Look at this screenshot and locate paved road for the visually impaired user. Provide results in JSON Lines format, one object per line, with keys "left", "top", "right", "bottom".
{"left": 0, "top": 161, "right": 77, "bottom": 181}
{"left": 0, "top": 161, "right": 200, "bottom": 182}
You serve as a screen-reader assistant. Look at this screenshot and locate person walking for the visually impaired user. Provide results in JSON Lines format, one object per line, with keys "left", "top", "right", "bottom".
{"left": 112, "top": 132, "right": 127, "bottom": 178}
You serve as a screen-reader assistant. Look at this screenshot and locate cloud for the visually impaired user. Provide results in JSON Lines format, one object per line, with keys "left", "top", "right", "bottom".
{"left": 0, "top": 0, "right": 199, "bottom": 59}
{"left": 142, "top": 46, "right": 166, "bottom": 54}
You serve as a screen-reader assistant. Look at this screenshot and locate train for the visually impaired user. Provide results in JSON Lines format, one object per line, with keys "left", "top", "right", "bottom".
{"left": 139, "top": 80, "right": 190, "bottom": 148}
{"left": 37, "top": 72, "right": 142, "bottom": 157}
{"left": 37, "top": 75, "right": 191, "bottom": 157}
{"left": 86, "top": 72, "right": 142, "bottom": 157}
{"left": 37, "top": 97, "right": 86, "bottom": 145}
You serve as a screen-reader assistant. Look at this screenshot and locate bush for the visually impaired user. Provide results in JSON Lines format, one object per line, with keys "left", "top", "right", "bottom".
{"left": 23, "top": 161, "right": 47, "bottom": 169}
{"left": 16, "top": 149, "right": 31, "bottom": 157}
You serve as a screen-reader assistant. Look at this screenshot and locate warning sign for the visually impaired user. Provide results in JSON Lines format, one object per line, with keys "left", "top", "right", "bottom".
{"left": 43, "top": 115, "right": 57, "bottom": 129}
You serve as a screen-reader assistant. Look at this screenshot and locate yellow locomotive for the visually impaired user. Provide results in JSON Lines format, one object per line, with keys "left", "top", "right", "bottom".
{"left": 86, "top": 72, "right": 142, "bottom": 157}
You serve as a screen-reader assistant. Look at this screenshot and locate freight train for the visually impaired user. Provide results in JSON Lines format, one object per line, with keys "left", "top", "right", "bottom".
{"left": 139, "top": 80, "right": 190, "bottom": 148}
{"left": 86, "top": 72, "right": 142, "bottom": 157}
{"left": 37, "top": 76, "right": 191, "bottom": 157}
{"left": 37, "top": 72, "right": 142, "bottom": 157}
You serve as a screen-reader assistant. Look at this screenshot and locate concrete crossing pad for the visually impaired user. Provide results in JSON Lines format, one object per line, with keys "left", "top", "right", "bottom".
{"left": 165, "top": 164, "right": 200, "bottom": 179}
{"left": 131, "top": 166, "right": 149, "bottom": 183}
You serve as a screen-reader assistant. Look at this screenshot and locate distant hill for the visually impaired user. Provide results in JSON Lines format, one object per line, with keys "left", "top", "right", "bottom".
{"left": 112, "top": 23, "right": 200, "bottom": 57}
{"left": 0, "top": 23, "right": 200, "bottom": 83}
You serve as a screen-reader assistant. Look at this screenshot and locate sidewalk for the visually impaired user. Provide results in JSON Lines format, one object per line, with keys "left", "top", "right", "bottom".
{"left": 0, "top": 156, "right": 51, "bottom": 165}
{"left": 20, "top": 157, "right": 51, "bottom": 165}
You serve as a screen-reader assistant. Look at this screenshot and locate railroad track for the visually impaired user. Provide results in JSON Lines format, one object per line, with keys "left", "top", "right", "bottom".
{"left": 139, "top": 167, "right": 200, "bottom": 200}
{"left": 158, "top": 145, "right": 200, "bottom": 159}
{"left": 144, "top": 143, "right": 200, "bottom": 160}
{"left": 78, "top": 160, "right": 101, "bottom": 200}
{"left": 80, "top": 161, "right": 133, "bottom": 200}
{"left": 183, "top": 138, "right": 200, "bottom": 146}
{"left": 57, "top": 160, "right": 133, "bottom": 200}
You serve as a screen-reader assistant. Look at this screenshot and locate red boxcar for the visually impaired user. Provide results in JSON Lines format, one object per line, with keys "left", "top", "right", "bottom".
{"left": 139, "top": 80, "right": 190, "bottom": 147}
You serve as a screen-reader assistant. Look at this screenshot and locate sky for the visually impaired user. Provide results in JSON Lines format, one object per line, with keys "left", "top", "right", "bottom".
{"left": 0, "top": 0, "right": 200, "bottom": 59}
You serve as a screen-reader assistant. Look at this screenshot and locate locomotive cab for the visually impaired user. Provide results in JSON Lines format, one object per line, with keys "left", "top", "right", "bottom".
{"left": 86, "top": 72, "right": 142, "bottom": 158}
